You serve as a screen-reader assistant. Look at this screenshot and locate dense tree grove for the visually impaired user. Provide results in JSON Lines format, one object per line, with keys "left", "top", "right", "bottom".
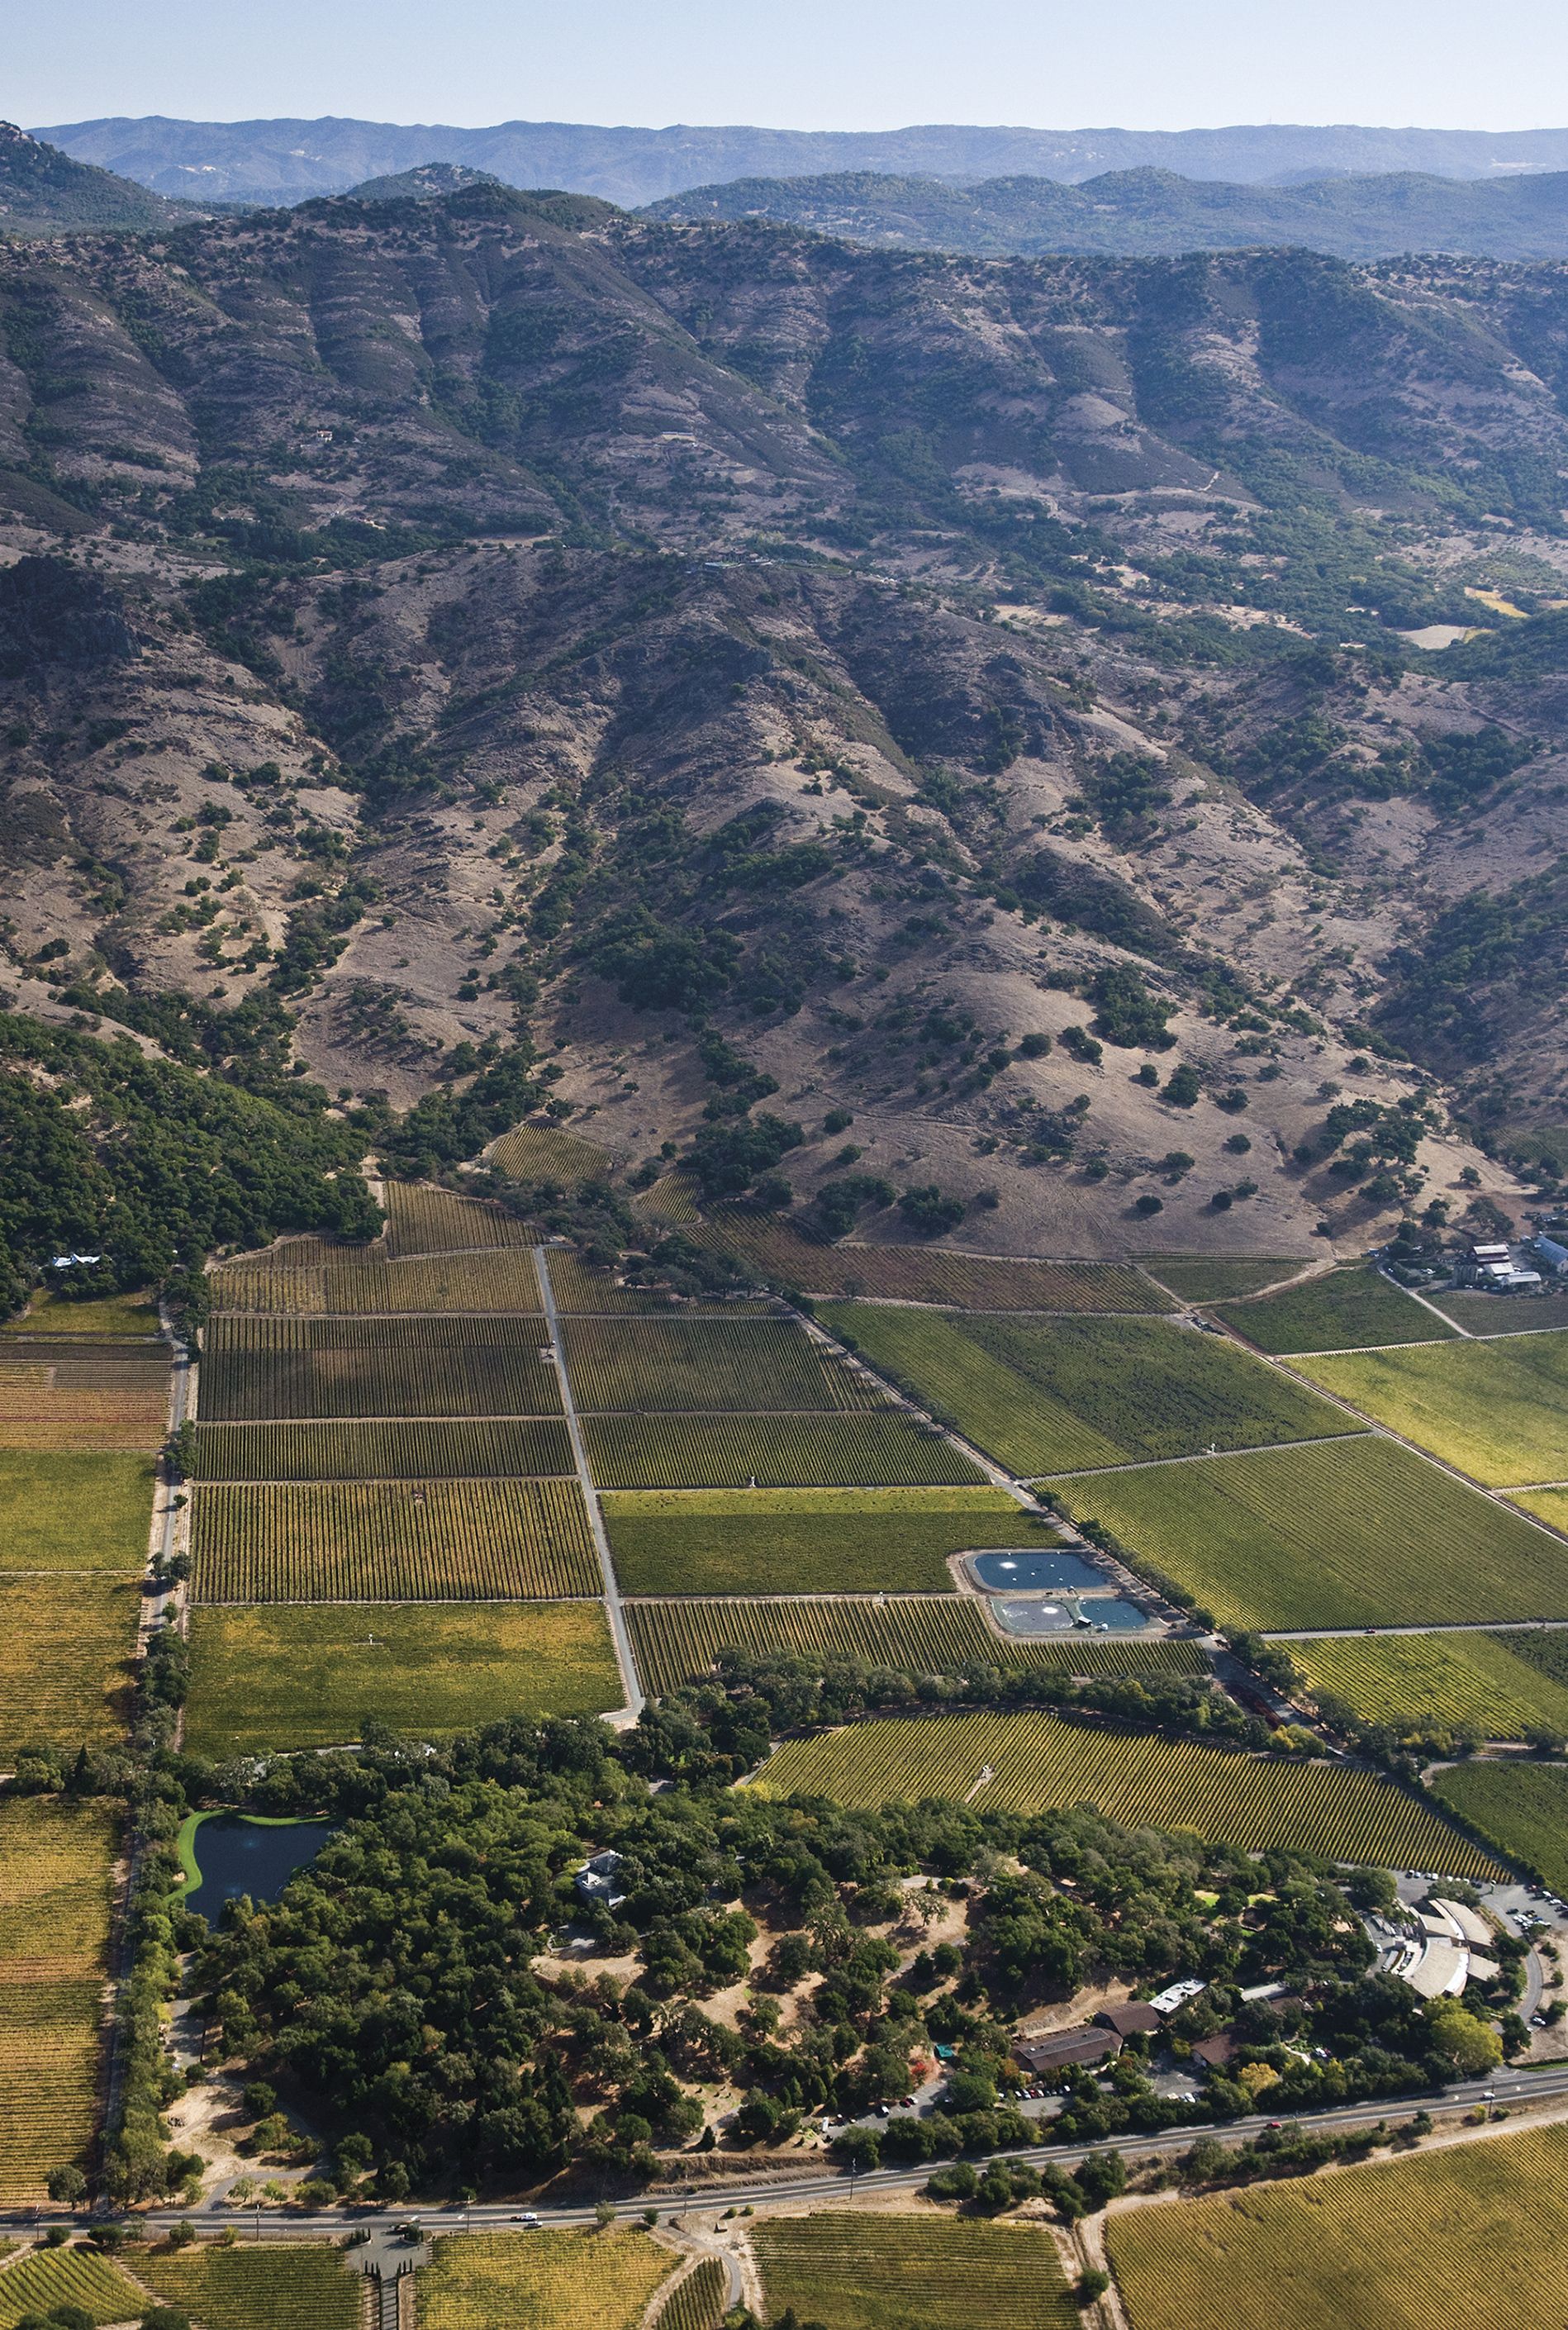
{"left": 0, "top": 1010, "right": 379, "bottom": 1317}
{"left": 117, "top": 1652, "right": 1513, "bottom": 2204}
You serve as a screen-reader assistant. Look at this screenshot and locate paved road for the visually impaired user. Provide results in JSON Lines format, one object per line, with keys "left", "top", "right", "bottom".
{"left": 534, "top": 1241, "right": 644, "bottom": 1718}
{"left": 8, "top": 2067, "right": 1566, "bottom": 2243}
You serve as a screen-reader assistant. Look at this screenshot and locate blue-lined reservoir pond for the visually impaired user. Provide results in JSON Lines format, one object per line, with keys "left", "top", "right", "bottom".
{"left": 969, "top": 1550, "right": 1109, "bottom": 1592}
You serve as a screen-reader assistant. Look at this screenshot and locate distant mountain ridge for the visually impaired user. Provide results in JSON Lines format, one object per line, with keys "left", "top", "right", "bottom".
{"left": 647, "top": 164, "right": 1568, "bottom": 262}
{"left": 35, "top": 113, "right": 1568, "bottom": 210}
{"left": 344, "top": 162, "right": 501, "bottom": 203}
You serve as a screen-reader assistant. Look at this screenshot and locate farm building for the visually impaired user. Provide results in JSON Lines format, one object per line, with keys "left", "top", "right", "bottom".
{"left": 1190, "top": 2033, "right": 1238, "bottom": 2071}
{"left": 1379, "top": 1898, "right": 1497, "bottom": 1998}
{"left": 573, "top": 1849, "right": 626, "bottom": 1909}
{"left": 1014, "top": 2027, "right": 1123, "bottom": 2076}
{"left": 1095, "top": 2002, "right": 1163, "bottom": 2037}
{"left": 1147, "top": 1977, "right": 1208, "bottom": 2015}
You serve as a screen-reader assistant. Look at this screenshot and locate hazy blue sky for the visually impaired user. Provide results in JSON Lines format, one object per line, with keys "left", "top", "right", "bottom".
{"left": 17, "top": 0, "right": 1568, "bottom": 131}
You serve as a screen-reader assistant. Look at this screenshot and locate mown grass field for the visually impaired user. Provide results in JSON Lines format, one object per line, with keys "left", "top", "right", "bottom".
{"left": 1432, "top": 1759, "right": 1568, "bottom": 1896}
{"left": 139, "top": 2240, "right": 363, "bottom": 2330}
{"left": 0, "top": 1449, "right": 155, "bottom": 1568}
{"left": 582, "top": 1412, "right": 984, "bottom": 1490}
{"left": 382, "top": 1181, "right": 530, "bottom": 1258}
{"left": 1107, "top": 2121, "right": 1568, "bottom": 2330}
{"left": 824, "top": 1305, "right": 1355, "bottom": 1475}
{"left": 748, "top": 1709, "right": 1496, "bottom": 1872}
{"left": 192, "top": 1476, "right": 598, "bottom": 1601}
{"left": 418, "top": 2228, "right": 671, "bottom": 2330}
{"left": 0, "top": 1575, "right": 140, "bottom": 1760}
{"left": 184, "top": 1600, "right": 622, "bottom": 1751}
{"left": 1297, "top": 1330, "right": 1568, "bottom": 1487}
{"left": 1, "top": 1289, "right": 159, "bottom": 1338}
{"left": 1214, "top": 1266, "right": 1453, "bottom": 1353}
{"left": 1292, "top": 1630, "right": 1568, "bottom": 1740}
{"left": 1052, "top": 1437, "right": 1567, "bottom": 1631}
{"left": 754, "top": 2212, "right": 1077, "bottom": 2330}
{"left": 694, "top": 1215, "right": 1172, "bottom": 1310}
{"left": 562, "top": 1315, "right": 885, "bottom": 1413}
{"left": 0, "top": 2247, "right": 146, "bottom": 2328}
{"left": 193, "top": 1416, "right": 574, "bottom": 1483}
{"left": 601, "top": 1485, "right": 1048, "bottom": 1595}
{"left": 0, "top": 1800, "right": 116, "bottom": 2202}
{"left": 200, "top": 1313, "right": 558, "bottom": 1420}
{"left": 1144, "top": 1258, "right": 1305, "bottom": 1302}
{"left": 629, "top": 1596, "right": 1209, "bottom": 1699}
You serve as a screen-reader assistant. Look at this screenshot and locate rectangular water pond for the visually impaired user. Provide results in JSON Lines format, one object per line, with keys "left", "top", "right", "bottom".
{"left": 969, "top": 1550, "right": 1110, "bottom": 1593}
{"left": 990, "top": 1594, "right": 1154, "bottom": 1637}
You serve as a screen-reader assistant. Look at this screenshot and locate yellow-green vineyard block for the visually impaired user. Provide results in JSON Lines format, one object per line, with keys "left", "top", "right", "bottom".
{"left": 2, "top": 1288, "right": 159, "bottom": 1338}
{"left": 652, "top": 2259, "right": 727, "bottom": 2330}
{"left": 199, "top": 1313, "right": 558, "bottom": 1422}
{"left": 487, "top": 1122, "right": 613, "bottom": 1182}
{"left": 1296, "top": 1330, "right": 1568, "bottom": 1487}
{"left": 324, "top": 1248, "right": 548, "bottom": 1314}
{"left": 0, "top": 1800, "right": 117, "bottom": 2203}
{"left": 138, "top": 2239, "right": 363, "bottom": 2330}
{"left": 1432, "top": 1760, "right": 1568, "bottom": 1898}
{"left": 382, "top": 1181, "right": 531, "bottom": 1258}
{"left": 748, "top": 1709, "right": 1497, "bottom": 1875}
{"left": 1051, "top": 1437, "right": 1567, "bottom": 1632}
{"left": 1143, "top": 1258, "right": 1305, "bottom": 1303}
{"left": 1107, "top": 2120, "right": 1568, "bottom": 2330}
{"left": 192, "top": 1476, "right": 598, "bottom": 1601}
{"left": 193, "top": 1416, "right": 574, "bottom": 1483}
{"left": 583, "top": 1412, "right": 985, "bottom": 1490}
{"left": 1292, "top": 1631, "right": 1568, "bottom": 1741}
{"left": 562, "top": 1315, "right": 886, "bottom": 1413}
{"left": 693, "top": 1219, "right": 1173, "bottom": 1312}
{"left": 825, "top": 1305, "right": 1356, "bottom": 1475}
{"left": 184, "top": 1601, "right": 623, "bottom": 1752}
{"left": 0, "top": 1449, "right": 156, "bottom": 1568}
{"left": 419, "top": 2228, "right": 672, "bottom": 2330}
{"left": 754, "top": 2211, "right": 1077, "bottom": 2330}
{"left": 0, "top": 2246, "right": 147, "bottom": 2328}
{"left": 628, "top": 1595, "right": 1209, "bottom": 1699}
{"left": 1214, "top": 1265, "right": 1454, "bottom": 1354}
{"left": 603, "top": 1483, "right": 1054, "bottom": 1595}
{"left": 0, "top": 1576, "right": 140, "bottom": 1762}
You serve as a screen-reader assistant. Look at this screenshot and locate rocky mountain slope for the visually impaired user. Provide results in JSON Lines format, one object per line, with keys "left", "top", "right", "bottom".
{"left": 35, "top": 115, "right": 1568, "bottom": 209}
{"left": 0, "top": 121, "right": 202, "bottom": 236}
{"left": 649, "top": 165, "right": 1568, "bottom": 263}
{"left": 2, "top": 183, "right": 1565, "bottom": 1256}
